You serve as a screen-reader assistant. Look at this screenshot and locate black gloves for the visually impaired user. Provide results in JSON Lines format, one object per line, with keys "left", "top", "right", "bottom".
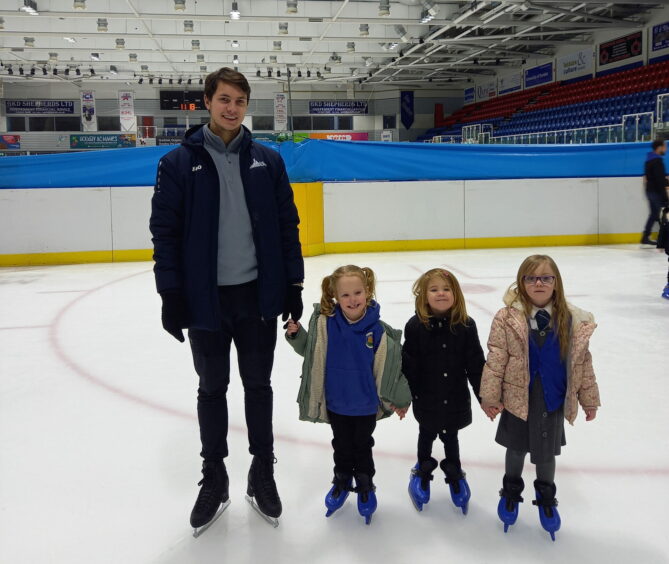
{"left": 282, "top": 284, "right": 303, "bottom": 326}
{"left": 160, "top": 290, "right": 188, "bottom": 343}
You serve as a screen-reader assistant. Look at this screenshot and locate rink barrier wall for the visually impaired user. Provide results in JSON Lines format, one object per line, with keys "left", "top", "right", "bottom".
{"left": 0, "top": 177, "right": 647, "bottom": 266}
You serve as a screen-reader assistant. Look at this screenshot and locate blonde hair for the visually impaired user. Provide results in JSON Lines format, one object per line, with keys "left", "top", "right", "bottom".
{"left": 413, "top": 268, "right": 469, "bottom": 329}
{"left": 320, "top": 265, "right": 377, "bottom": 317}
{"left": 507, "top": 255, "right": 571, "bottom": 359}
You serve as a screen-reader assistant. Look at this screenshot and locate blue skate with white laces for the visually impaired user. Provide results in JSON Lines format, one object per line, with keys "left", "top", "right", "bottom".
{"left": 441, "top": 460, "right": 471, "bottom": 515}
{"left": 324, "top": 472, "right": 353, "bottom": 517}
{"left": 532, "top": 480, "right": 561, "bottom": 541}
{"left": 408, "top": 458, "right": 438, "bottom": 511}
{"left": 354, "top": 473, "right": 377, "bottom": 525}
{"left": 497, "top": 475, "right": 524, "bottom": 533}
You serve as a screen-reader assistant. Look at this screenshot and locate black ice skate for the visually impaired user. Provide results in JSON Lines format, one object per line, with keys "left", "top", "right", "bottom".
{"left": 190, "top": 460, "right": 231, "bottom": 538}
{"left": 246, "top": 455, "right": 282, "bottom": 528}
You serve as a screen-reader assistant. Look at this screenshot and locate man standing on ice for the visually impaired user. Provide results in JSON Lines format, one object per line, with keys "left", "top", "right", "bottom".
{"left": 150, "top": 67, "right": 304, "bottom": 533}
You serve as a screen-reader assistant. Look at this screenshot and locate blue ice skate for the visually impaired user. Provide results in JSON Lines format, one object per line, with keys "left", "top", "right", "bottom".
{"left": 662, "top": 284, "right": 669, "bottom": 300}
{"left": 441, "top": 460, "right": 471, "bottom": 515}
{"left": 354, "top": 473, "right": 377, "bottom": 525}
{"left": 532, "top": 480, "right": 561, "bottom": 541}
{"left": 497, "top": 475, "right": 524, "bottom": 533}
{"left": 408, "top": 458, "right": 438, "bottom": 512}
{"left": 324, "top": 473, "right": 352, "bottom": 517}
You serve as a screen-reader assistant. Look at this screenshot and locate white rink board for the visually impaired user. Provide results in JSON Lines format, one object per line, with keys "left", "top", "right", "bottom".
{"left": 0, "top": 187, "right": 111, "bottom": 254}
{"left": 598, "top": 176, "right": 648, "bottom": 234}
{"left": 110, "top": 186, "right": 154, "bottom": 250}
{"left": 324, "top": 180, "right": 465, "bottom": 242}
{"left": 464, "top": 178, "right": 599, "bottom": 238}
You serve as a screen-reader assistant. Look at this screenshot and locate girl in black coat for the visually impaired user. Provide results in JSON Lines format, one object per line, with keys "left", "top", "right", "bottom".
{"left": 402, "top": 268, "right": 485, "bottom": 514}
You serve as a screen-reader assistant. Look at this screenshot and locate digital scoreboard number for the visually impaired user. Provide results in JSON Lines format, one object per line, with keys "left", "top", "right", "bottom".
{"left": 159, "top": 90, "right": 206, "bottom": 110}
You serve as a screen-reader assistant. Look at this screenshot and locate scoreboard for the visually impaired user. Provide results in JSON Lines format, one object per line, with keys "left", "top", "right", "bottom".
{"left": 159, "top": 90, "right": 206, "bottom": 110}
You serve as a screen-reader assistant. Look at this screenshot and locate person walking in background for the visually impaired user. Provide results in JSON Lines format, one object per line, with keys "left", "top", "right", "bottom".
{"left": 402, "top": 268, "right": 485, "bottom": 515}
{"left": 149, "top": 67, "right": 304, "bottom": 534}
{"left": 641, "top": 139, "right": 669, "bottom": 245}
{"left": 480, "top": 255, "right": 600, "bottom": 541}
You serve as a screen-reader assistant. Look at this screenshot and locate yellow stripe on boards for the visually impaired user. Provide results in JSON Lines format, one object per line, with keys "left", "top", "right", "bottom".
{"left": 324, "top": 239, "right": 465, "bottom": 254}
{"left": 0, "top": 251, "right": 113, "bottom": 266}
{"left": 597, "top": 233, "right": 650, "bottom": 245}
{"left": 465, "top": 234, "right": 599, "bottom": 249}
{"left": 112, "top": 249, "right": 154, "bottom": 262}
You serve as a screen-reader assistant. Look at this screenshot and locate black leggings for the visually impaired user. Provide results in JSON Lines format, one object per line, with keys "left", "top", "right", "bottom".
{"left": 417, "top": 425, "right": 460, "bottom": 463}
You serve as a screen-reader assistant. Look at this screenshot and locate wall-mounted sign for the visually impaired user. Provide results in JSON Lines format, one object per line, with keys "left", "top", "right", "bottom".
{"left": 159, "top": 90, "right": 206, "bottom": 110}
{"left": 118, "top": 91, "right": 137, "bottom": 132}
{"left": 524, "top": 62, "right": 554, "bottom": 88}
{"left": 464, "top": 87, "right": 475, "bottom": 105}
{"left": 652, "top": 22, "right": 669, "bottom": 52}
{"left": 70, "top": 134, "right": 136, "bottom": 149}
{"left": 5, "top": 100, "right": 74, "bottom": 114}
{"left": 556, "top": 49, "right": 594, "bottom": 81}
{"left": 498, "top": 72, "right": 522, "bottom": 95}
{"left": 476, "top": 79, "right": 497, "bottom": 102}
{"left": 599, "top": 31, "right": 643, "bottom": 66}
{"left": 274, "top": 93, "right": 288, "bottom": 131}
{"left": 155, "top": 136, "right": 183, "bottom": 146}
{"left": 80, "top": 91, "right": 98, "bottom": 132}
{"left": 0, "top": 135, "right": 21, "bottom": 149}
{"left": 308, "top": 132, "right": 369, "bottom": 141}
{"left": 308, "top": 101, "right": 368, "bottom": 114}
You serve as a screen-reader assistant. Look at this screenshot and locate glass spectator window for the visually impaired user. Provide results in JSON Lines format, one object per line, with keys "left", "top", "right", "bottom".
{"left": 7, "top": 117, "right": 26, "bottom": 131}
{"left": 313, "top": 116, "right": 335, "bottom": 130}
{"left": 55, "top": 116, "right": 81, "bottom": 131}
{"left": 337, "top": 116, "right": 352, "bottom": 130}
{"left": 292, "top": 116, "right": 311, "bottom": 130}
{"left": 28, "top": 117, "right": 55, "bottom": 131}
{"left": 252, "top": 115, "right": 274, "bottom": 130}
{"left": 97, "top": 116, "right": 121, "bottom": 131}
{"left": 383, "top": 115, "right": 396, "bottom": 129}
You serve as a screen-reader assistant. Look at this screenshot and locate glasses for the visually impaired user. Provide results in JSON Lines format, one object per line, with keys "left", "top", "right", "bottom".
{"left": 523, "top": 275, "right": 556, "bottom": 285}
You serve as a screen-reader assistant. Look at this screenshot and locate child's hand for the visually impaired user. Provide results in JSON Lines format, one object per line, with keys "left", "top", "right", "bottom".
{"left": 391, "top": 405, "right": 408, "bottom": 420}
{"left": 284, "top": 319, "right": 300, "bottom": 338}
{"left": 584, "top": 408, "right": 597, "bottom": 421}
{"left": 482, "top": 402, "right": 503, "bottom": 421}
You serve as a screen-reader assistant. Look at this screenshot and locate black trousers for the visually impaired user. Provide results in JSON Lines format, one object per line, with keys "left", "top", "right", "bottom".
{"left": 328, "top": 410, "right": 377, "bottom": 477}
{"left": 643, "top": 191, "right": 669, "bottom": 238}
{"left": 417, "top": 425, "right": 460, "bottom": 464}
{"left": 188, "top": 280, "right": 277, "bottom": 461}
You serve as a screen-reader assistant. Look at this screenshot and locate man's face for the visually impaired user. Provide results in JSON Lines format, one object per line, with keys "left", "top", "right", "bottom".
{"left": 659, "top": 142, "right": 667, "bottom": 156}
{"left": 204, "top": 80, "right": 248, "bottom": 136}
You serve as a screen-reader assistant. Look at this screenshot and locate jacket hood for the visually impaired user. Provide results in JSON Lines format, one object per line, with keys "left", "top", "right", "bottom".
{"left": 646, "top": 151, "right": 663, "bottom": 162}
{"left": 502, "top": 287, "right": 595, "bottom": 327}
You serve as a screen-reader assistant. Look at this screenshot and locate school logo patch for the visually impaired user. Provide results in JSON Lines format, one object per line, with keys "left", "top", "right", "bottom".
{"left": 366, "top": 332, "right": 374, "bottom": 349}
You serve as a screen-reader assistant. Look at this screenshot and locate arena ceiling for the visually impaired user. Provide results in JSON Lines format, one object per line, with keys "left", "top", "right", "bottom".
{"left": 0, "top": 0, "right": 665, "bottom": 89}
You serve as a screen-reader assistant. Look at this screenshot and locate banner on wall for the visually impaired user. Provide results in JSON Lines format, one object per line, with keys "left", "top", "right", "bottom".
{"left": 70, "top": 134, "right": 136, "bottom": 149}
{"left": 308, "top": 101, "right": 368, "bottom": 114}
{"left": 5, "top": 100, "right": 75, "bottom": 114}
{"left": 309, "top": 132, "right": 369, "bottom": 141}
{"left": 400, "top": 91, "right": 414, "bottom": 129}
{"left": 0, "top": 135, "right": 21, "bottom": 149}
{"left": 118, "top": 91, "right": 137, "bottom": 133}
{"left": 498, "top": 72, "right": 522, "bottom": 95}
{"left": 274, "top": 93, "right": 288, "bottom": 131}
{"left": 556, "top": 49, "right": 594, "bottom": 81}
{"left": 476, "top": 79, "right": 497, "bottom": 102}
{"left": 80, "top": 91, "right": 98, "bottom": 132}
{"left": 464, "top": 87, "right": 475, "bottom": 105}
{"left": 599, "top": 31, "right": 643, "bottom": 66}
{"left": 524, "top": 63, "right": 553, "bottom": 88}
{"left": 651, "top": 22, "right": 669, "bottom": 52}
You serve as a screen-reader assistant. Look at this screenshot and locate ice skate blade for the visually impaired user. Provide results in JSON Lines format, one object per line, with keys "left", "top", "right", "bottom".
{"left": 364, "top": 515, "right": 372, "bottom": 525}
{"left": 549, "top": 532, "right": 556, "bottom": 541}
{"left": 460, "top": 503, "right": 468, "bottom": 515}
{"left": 503, "top": 523, "right": 509, "bottom": 533}
{"left": 192, "top": 499, "right": 231, "bottom": 538}
{"left": 245, "top": 495, "right": 279, "bottom": 528}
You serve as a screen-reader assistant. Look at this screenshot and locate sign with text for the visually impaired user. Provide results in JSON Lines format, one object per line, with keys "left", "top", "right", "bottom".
{"left": 464, "top": 87, "right": 475, "bottom": 105}
{"left": 599, "top": 31, "right": 643, "bottom": 66}
{"left": 556, "top": 49, "right": 594, "bottom": 81}
{"left": 274, "top": 93, "right": 288, "bottom": 131}
{"left": 70, "top": 134, "right": 136, "bottom": 149}
{"left": 0, "top": 135, "right": 21, "bottom": 149}
{"left": 155, "top": 135, "right": 183, "bottom": 146}
{"left": 80, "top": 91, "right": 98, "bottom": 132}
{"left": 5, "top": 100, "right": 74, "bottom": 114}
{"left": 476, "top": 79, "right": 497, "bottom": 102}
{"left": 308, "top": 100, "right": 368, "bottom": 114}
{"left": 118, "top": 91, "right": 137, "bottom": 132}
{"left": 652, "top": 22, "right": 669, "bottom": 52}
{"left": 498, "top": 72, "right": 522, "bottom": 95}
{"left": 524, "top": 62, "right": 553, "bottom": 89}
{"left": 308, "top": 132, "right": 369, "bottom": 141}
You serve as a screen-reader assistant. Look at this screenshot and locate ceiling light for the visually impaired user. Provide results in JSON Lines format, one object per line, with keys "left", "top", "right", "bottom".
{"left": 347, "top": 42, "right": 355, "bottom": 53}
{"left": 115, "top": 38, "right": 125, "bottom": 49}
{"left": 233, "top": 55, "right": 239, "bottom": 64}
{"left": 169, "top": 78, "right": 173, "bottom": 84}
{"left": 42, "top": 67, "right": 47, "bottom": 75}
{"left": 174, "top": 0, "right": 186, "bottom": 10}
{"left": 359, "top": 24, "right": 369, "bottom": 36}
{"left": 267, "top": 69, "right": 272, "bottom": 77}
{"left": 420, "top": 10, "right": 433, "bottom": 24}
{"left": 184, "top": 20, "right": 193, "bottom": 32}
{"left": 19, "top": 1, "right": 39, "bottom": 16}
{"left": 49, "top": 52, "right": 58, "bottom": 63}
{"left": 273, "top": 41, "right": 282, "bottom": 51}
{"left": 231, "top": 40, "right": 239, "bottom": 48}
{"left": 230, "top": 1, "right": 240, "bottom": 19}
{"left": 270, "top": 55, "right": 277, "bottom": 64}
{"left": 395, "top": 25, "right": 411, "bottom": 43}
{"left": 149, "top": 77, "right": 154, "bottom": 84}
{"left": 30, "top": 67, "right": 35, "bottom": 76}
{"left": 187, "top": 78, "right": 192, "bottom": 85}
{"left": 286, "top": 0, "right": 298, "bottom": 13}
{"left": 200, "top": 65, "right": 207, "bottom": 72}
{"left": 53, "top": 67, "right": 58, "bottom": 76}
{"left": 0, "top": 17, "right": 4, "bottom": 30}
{"left": 191, "top": 40, "right": 200, "bottom": 50}
{"left": 64, "top": 67, "right": 70, "bottom": 76}
{"left": 297, "top": 69, "right": 302, "bottom": 77}
{"left": 63, "top": 36, "right": 76, "bottom": 43}
{"left": 196, "top": 53, "right": 205, "bottom": 62}
{"left": 90, "top": 52, "right": 100, "bottom": 61}
{"left": 129, "top": 53, "right": 137, "bottom": 62}
{"left": 158, "top": 77, "right": 163, "bottom": 84}
{"left": 178, "top": 77, "right": 183, "bottom": 84}
{"left": 109, "top": 65, "right": 118, "bottom": 74}
{"left": 378, "top": 0, "right": 390, "bottom": 17}
{"left": 364, "top": 57, "right": 373, "bottom": 67}
{"left": 24, "top": 37, "right": 35, "bottom": 48}
{"left": 306, "top": 69, "right": 311, "bottom": 77}
{"left": 75, "top": 67, "right": 81, "bottom": 75}
{"left": 277, "top": 69, "right": 281, "bottom": 77}
{"left": 97, "top": 18, "right": 108, "bottom": 32}
{"left": 73, "top": 0, "right": 86, "bottom": 8}
{"left": 141, "top": 64, "right": 148, "bottom": 72}
{"left": 89, "top": 67, "right": 95, "bottom": 75}
{"left": 138, "top": 77, "right": 143, "bottom": 84}
{"left": 199, "top": 77, "right": 203, "bottom": 85}
{"left": 256, "top": 69, "right": 261, "bottom": 77}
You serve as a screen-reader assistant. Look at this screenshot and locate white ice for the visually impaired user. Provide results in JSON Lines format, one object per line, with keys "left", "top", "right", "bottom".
{"left": 1, "top": 245, "right": 668, "bottom": 564}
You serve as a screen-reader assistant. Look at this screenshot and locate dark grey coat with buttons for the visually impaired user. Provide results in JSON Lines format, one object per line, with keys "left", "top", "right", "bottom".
{"left": 402, "top": 315, "right": 485, "bottom": 434}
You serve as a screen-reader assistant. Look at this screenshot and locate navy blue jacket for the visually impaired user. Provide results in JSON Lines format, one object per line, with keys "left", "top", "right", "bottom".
{"left": 644, "top": 151, "right": 668, "bottom": 196}
{"left": 150, "top": 124, "right": 304, "bottom": 329}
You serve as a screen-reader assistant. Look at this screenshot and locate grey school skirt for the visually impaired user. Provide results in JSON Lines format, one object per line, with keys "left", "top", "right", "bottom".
{"left": 495, "top": 375, "right": 566, "bottom": 464}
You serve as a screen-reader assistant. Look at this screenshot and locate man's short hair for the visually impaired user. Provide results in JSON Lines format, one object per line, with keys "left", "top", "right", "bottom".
{"left": 652, "top": 139, "right": 666, "bottom": 152}
{"left": 204, "top": 67, "right": 251, "bottom": 102}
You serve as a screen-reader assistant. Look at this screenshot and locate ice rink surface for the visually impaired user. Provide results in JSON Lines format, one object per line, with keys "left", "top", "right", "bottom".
{"left": 1, "top": 245, "right": 668, "bottom": 564}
